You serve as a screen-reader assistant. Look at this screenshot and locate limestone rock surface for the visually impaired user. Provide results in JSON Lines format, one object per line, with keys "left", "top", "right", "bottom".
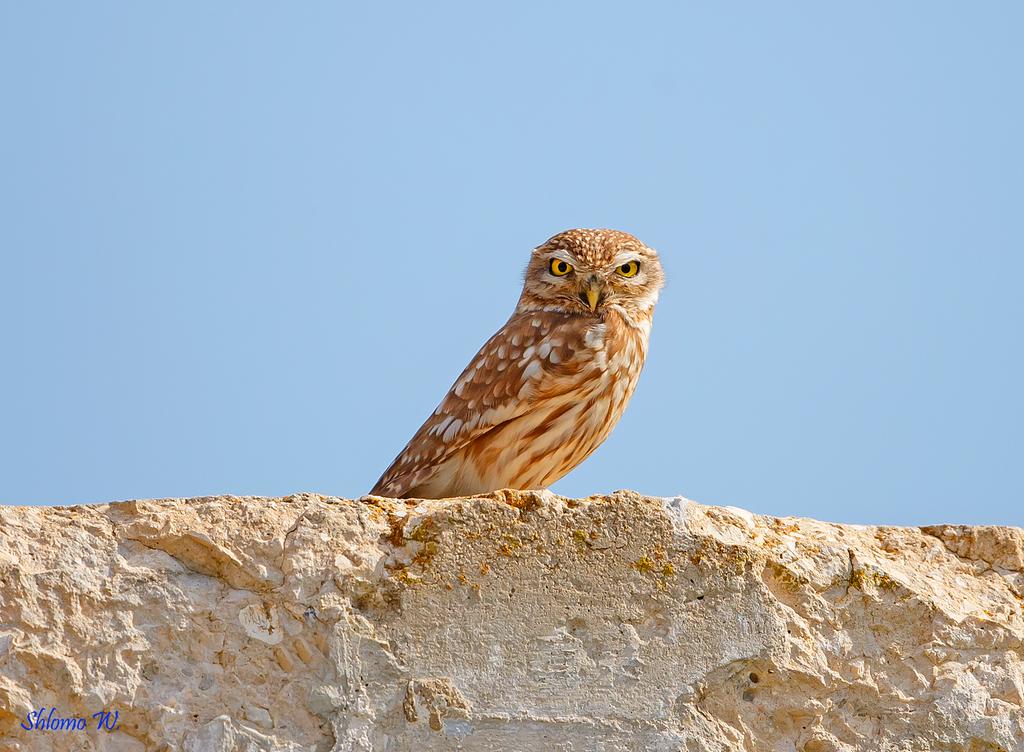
{"left": 1, "top": 492, "right": 1023, "bottom": 751}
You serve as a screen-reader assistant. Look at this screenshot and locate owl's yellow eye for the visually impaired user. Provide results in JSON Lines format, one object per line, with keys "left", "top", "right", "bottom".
{"left": 549, "top": 258, "right": 573, "bottom": 277}
{"left": 617, "top": 260, "right": 640, "bottom": 277}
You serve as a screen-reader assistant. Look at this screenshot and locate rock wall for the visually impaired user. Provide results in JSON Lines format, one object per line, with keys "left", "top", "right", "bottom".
{"left": 0, "top": 491, "right": 1022, "bottom": 751}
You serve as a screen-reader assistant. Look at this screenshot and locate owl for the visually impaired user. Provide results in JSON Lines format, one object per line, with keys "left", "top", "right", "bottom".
{"left": 370, "top": 228, "right": 664, "bottom": 499}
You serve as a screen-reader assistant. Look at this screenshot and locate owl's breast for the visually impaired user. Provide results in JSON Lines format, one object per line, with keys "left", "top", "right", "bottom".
{"left": 461, "top": 308, "right": 652, "bottom": 492}
{"left": 576, "top": 309, "right": 651, "bottom": 430}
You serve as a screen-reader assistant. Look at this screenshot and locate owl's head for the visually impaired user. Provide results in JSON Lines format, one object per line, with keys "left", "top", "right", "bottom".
{"left": 518, "top": 229, "right": 664, "bottom": 319}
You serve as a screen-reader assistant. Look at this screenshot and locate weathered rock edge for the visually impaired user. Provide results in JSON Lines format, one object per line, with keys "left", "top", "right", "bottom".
{"left": 0, "top": 491, "right": 1022, "bottom": 752}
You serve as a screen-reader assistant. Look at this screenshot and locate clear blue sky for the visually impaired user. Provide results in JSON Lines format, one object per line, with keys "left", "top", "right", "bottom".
{"left": 1, "top": 3, "right": 1021, "bottom": 525}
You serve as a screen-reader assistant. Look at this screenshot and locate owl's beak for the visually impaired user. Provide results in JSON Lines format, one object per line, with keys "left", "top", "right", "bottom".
{"left": 581, "top": 277, "right": 605, "bottom": 311}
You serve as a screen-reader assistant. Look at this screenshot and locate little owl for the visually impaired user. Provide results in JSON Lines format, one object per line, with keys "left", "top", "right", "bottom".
{"left": 371, "top": 228, "right": 664, "bottom": 499}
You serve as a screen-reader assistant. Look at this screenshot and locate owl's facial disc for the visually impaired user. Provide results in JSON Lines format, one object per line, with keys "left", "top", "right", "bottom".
{"left": 518, "top": 229, "right": 664, "bottom": 318}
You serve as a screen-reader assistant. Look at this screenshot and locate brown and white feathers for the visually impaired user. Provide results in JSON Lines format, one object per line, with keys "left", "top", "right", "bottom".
{"left": 370, "top": 228, "right": 664, "bottom": 499}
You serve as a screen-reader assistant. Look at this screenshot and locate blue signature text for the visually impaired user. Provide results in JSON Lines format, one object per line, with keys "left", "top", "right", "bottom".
{"left": 21, "top": 707, "right": 120, "bottom": 732}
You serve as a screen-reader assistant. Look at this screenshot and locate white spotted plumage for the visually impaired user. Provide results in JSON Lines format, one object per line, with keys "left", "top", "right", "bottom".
{"left": 370, "top": 228, "right": 664, "bottom": 499}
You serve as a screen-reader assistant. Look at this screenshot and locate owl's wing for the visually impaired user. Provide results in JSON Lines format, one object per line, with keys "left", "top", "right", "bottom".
{"left": 369, "top": 310, "right": 589, "bottom": 498}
